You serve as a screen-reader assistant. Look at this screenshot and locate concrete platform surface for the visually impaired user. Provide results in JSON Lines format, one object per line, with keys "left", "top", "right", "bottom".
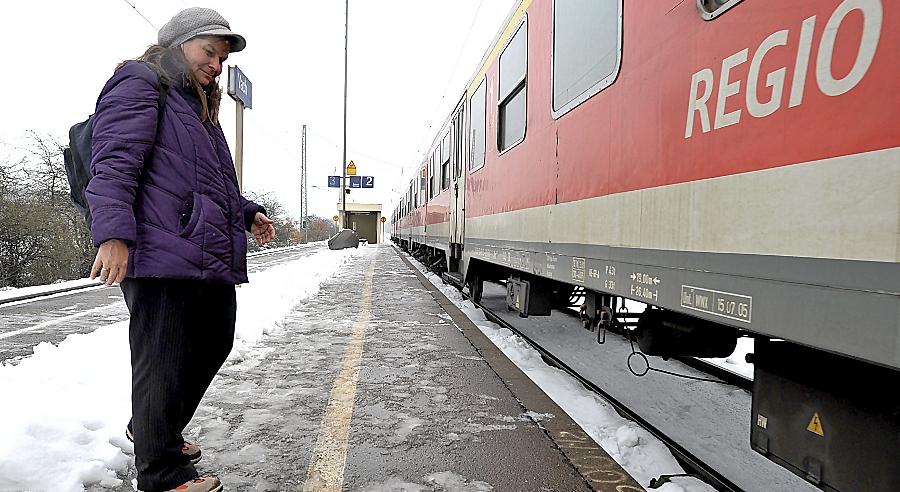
{"left": 95, "top": 245, "right": 642, "bottom": 491}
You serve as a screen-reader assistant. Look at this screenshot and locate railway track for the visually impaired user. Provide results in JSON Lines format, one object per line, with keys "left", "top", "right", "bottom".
{"left": 470, "top": 294, "right": 745, "bottom": 491}
{"left": 0, "top": 245, "right": 316, "bottom": 307}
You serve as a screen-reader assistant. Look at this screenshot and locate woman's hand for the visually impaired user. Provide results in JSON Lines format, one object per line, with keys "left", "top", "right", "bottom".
{"left": 91, "top": 239, "right": 129, "bottom": 286}
{"left": 251, "top": 212, "right": 276, "bottom": 246}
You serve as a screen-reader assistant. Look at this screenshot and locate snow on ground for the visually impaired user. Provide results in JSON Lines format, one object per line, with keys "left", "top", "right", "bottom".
{"left": 230, "top": 246, "right": 364, "bottom": 360}
{"left": 702, "top": 336, "right": 754, "bottom": 379}
{"left": 0, "top": 242, "right": 744, "bottom": 492}
{"left": 404, "top": 254, "right": 716, "bottom": 492}
{"left": 0, "top": 245, "right": 364, "bottom": 492}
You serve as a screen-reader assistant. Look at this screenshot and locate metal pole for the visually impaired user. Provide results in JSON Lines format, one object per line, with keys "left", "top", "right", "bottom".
{"left": 341, "top": 0, "right": 348, "bottom": 229}
{"left": 235, "top": 102, "right": 244, "bottom": 189}
{"left": 301, "top": 124, "right": 308, "bottom": 242}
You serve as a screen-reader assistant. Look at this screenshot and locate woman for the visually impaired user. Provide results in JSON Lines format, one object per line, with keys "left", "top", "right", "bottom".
{"left": 86, "top": 7, "right": 275, "bottom": 492}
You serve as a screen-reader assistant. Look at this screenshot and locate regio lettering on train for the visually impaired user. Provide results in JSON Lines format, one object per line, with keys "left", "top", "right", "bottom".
{"left": 685, "top": 0, "right": 882, "bottom": 138}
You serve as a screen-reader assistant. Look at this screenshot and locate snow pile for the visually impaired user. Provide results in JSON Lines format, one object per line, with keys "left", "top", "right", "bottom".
{"left": 363, "top": 471, "right": 493, "bottom": 492}
{"left": 230, "top": 246, "right": 363, "bottom": 359}
{"left": 0, "top": 325, "right": 133, "bottom": 491}
{"left": 0, "top": 245, "right": 365, "bottom": 492}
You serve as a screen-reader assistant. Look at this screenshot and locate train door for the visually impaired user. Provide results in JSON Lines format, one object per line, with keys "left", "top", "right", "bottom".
{"left": 419, "top": 163, "right": 427, "bottom": 244}
{"left": 449, "top": 97, "right": 466, "bottom": 249}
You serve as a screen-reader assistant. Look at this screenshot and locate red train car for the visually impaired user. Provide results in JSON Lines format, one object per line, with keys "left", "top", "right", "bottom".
{"left": 392, "top": 1, "right": 899, "bottom": 489}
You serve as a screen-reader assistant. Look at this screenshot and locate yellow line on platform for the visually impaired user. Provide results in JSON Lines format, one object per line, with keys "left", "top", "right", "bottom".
{"left": 303, "top": 261, "right": 375, "bottom": 492}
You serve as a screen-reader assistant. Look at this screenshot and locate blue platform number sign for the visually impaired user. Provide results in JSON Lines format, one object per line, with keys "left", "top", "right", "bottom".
{"left": 227, "top": 65, "right": 252, "bottom": 109}
{"left": 327, "top": 176, "right": 341, "bottom": 188}
{"left": 362, "top": 176, "right": 375, "bottom": 188}
{"left": 349, "top": 176, "right": 362, "bottom": 188}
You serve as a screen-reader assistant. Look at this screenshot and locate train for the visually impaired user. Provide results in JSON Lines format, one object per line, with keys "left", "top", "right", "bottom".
{"left": 390, "top": 1, "right": 899, "bottom": 490}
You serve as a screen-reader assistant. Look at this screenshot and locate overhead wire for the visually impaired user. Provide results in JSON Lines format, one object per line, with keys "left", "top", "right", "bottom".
{"left": 414, "top": 0, "right": 485, "bottom": 158}
{"left": 120, "top": 0, "right": 158, "bottom": 31}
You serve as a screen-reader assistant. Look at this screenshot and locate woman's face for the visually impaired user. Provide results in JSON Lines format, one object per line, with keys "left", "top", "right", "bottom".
{"left": 181, "top": 37, "right": 230, "bottom": 86}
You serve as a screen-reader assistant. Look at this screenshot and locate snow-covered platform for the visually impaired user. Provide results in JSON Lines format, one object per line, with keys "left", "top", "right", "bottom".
{"left": 188, "top": 244, "right": 642, "bottom": 490}
{"left": 0, "top": 243, "right": 643, "bottom": 491}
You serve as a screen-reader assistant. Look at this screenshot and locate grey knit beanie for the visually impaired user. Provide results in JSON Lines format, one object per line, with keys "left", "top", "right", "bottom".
{"left": 158, "top": 7, "right": 246, "bottom": 52}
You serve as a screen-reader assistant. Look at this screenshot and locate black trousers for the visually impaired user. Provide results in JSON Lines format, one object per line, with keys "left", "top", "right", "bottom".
{"left": 121, "top": 278, "right": 236, "bottom": 492}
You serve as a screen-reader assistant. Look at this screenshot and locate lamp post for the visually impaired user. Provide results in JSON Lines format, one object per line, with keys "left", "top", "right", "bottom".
{"left": 341, "top": 0, "right": 349, "bottom": 228}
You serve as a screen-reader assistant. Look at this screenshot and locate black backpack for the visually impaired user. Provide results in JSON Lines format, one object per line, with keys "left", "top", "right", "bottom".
{"left": 63, "top": 73, "right": 170, "bottom": 228}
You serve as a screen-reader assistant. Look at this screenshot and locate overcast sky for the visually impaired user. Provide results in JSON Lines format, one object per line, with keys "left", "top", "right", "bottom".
{"left": 0, "top": 0, "right": 516, "bottom": 219}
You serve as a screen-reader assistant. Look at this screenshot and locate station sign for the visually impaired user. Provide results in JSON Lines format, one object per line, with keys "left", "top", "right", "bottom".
{"left": 227, "top": 65, "right": 252, "bottom": 109}
{"left": 327, "top": 176, "right": 341, "bottom": 188}
{"left": 348, "top": 176, "right": 375, "bottom": 188}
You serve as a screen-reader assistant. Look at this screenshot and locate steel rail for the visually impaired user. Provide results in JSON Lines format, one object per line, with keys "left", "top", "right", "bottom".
{"left": 0, "top": 245, "right": 312, "bottom": 307}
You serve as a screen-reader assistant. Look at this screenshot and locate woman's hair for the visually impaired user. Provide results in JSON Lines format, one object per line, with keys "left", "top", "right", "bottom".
{"left": 121, "top": 44, "right": 222, "bottom": 124}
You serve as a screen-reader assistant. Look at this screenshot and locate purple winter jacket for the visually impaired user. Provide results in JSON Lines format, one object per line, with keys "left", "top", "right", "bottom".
{"left": 86, "top": 61, "right": 262, "bottom": 284}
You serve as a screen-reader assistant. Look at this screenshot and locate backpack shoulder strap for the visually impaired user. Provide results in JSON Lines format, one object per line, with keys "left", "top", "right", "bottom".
{"left": 144, "top": 69, "right": 170, "bottom": 165}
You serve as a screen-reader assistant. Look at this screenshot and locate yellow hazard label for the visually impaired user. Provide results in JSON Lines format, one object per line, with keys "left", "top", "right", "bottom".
{"left": 807, "top": 412, "right": 825, "bottom": 437}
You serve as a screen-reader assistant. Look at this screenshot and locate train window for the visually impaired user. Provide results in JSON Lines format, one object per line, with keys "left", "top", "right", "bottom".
{"left": 498, "top": 19, "right": 527, "bottom": 152}
{"left": 454, "top": 111, "right": 464, "bottom": 179}
{"left": 450, "top": 121, "right": 458, "bottom": 180}
{"left": 697, "top": 0, "right": 742, "bottom": 20}
{"left": 551, "top": 0, "right": 622, "bottom": 118}
{"left": 429, "top": 152, "right": 436, "bottom": 199}
{"left": 441, "top": 131, "right": 451, "bottom": 190}
{"left": 420, "top": 166, "right": 427, "bottom": 203}
{"left": 469, "top": 78, "right": 486, "bottom": 172}
{"left": 441, "top": 131, "right": 451, "bottom": 164}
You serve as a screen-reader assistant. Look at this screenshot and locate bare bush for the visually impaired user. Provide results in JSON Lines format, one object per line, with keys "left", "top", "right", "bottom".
{"left": 0, "top": 133, "right": 94, "bottom": 288}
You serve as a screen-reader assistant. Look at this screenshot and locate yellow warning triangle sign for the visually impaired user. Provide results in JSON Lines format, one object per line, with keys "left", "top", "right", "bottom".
{"left": 807, "top": 412, "right": 825, "bottom": 437}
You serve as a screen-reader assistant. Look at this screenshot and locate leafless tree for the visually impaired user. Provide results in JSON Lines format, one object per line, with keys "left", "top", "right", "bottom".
{"left": 0, "top": 132, "right": 93, "bottom": 288}
{"left": 242, "top": 190, "right": 303, "bottom": 251}
{"left": 305, "top": 215, "right": 336, "bottom": 242}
